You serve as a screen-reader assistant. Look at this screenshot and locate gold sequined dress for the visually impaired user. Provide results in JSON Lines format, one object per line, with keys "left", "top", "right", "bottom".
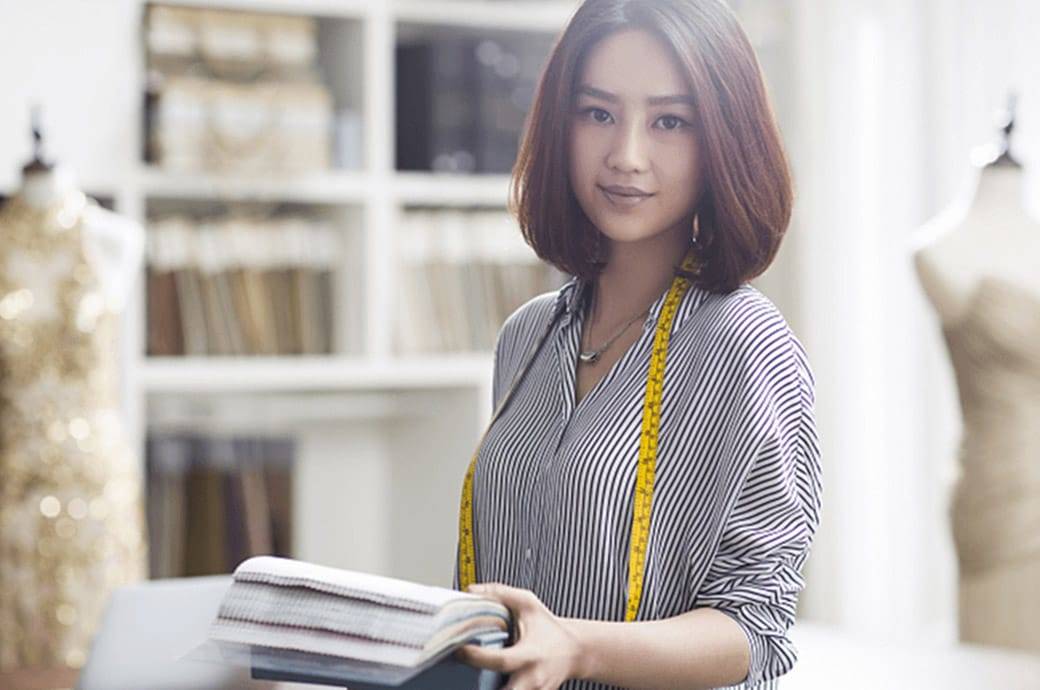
{"left": 0, "top": 190, "right": 146, "bottom": 671}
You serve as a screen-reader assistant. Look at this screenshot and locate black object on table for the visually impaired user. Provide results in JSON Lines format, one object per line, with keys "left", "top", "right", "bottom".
{"left": 250, "top": 631, "right": 509, "bottom": 689}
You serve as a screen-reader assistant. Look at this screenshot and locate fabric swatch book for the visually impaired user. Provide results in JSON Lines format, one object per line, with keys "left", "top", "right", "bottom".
{"left": 203, "top": 556, "right": 511, "bottom": 688}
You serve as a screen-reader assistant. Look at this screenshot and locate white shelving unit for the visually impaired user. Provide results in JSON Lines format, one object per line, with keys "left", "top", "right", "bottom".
{"left": 118, "top": 0, "right": 577, "bottom": 586}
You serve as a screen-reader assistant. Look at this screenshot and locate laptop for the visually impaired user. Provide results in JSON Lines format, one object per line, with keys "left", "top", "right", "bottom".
{"left": 76, "top": 575, "right": 315, "bottom": 690}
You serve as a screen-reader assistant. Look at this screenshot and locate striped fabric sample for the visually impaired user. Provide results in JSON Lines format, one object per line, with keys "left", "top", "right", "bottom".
{"left": 454, "top": 275, "right": 823, "bottom": 690}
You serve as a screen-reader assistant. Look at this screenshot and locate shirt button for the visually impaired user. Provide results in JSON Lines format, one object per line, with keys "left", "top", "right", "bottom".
{"left": 524, "top": 548, "right": 532, "bottom": 560}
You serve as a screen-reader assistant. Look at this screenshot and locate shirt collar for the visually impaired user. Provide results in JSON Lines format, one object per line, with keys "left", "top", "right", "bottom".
{"left": 554, "top": 276, "right": 586, "bottom": 324}
{"left": 553, "top": 271, "right": 710, "bottom": 334}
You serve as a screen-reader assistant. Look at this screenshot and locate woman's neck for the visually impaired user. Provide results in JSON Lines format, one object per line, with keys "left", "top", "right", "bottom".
{"left": 589, "top": 222, "right": 691, "bottom": 327}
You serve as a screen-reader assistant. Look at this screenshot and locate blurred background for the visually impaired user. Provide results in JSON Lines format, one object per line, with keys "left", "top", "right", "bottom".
{"left": 1, "top": 0, "right": 1039, "bottom": 687}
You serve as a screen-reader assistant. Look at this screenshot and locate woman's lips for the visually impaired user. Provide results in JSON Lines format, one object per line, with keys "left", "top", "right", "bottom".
{"left": 599, "top": 185, "right": 653, "bottom": 209}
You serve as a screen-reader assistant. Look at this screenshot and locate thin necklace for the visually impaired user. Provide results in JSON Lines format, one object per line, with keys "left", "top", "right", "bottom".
{"left": 579, "top": 290, "right": 650, "bottom": 364}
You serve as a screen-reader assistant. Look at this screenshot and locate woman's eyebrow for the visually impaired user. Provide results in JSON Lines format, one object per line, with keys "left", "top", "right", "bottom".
{"left": 576, "top": 84, "right": 696, "bottom": 106}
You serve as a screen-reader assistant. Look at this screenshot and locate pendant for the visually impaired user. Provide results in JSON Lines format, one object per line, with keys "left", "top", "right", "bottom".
{"left": 579, "top": 350, "right": 600, "bottom": 364}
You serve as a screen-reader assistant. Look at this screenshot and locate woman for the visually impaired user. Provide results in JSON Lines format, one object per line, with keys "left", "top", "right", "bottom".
{"left": 454, "top": 1, "right": 822, "bottom": 689}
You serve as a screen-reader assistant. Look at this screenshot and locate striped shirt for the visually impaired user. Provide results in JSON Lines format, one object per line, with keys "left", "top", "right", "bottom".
{"left": 454, "top": 274, "right": 823, "bottom": 690}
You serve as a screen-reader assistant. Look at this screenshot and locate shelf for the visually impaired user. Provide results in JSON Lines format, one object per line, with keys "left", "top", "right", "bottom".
{"left": 147, "top": 0, "right": 371, "bottom": 19}
{"left": 139, "top": 167, "right": 370, "bottom": 205}
{"left": 392, "top": 0, "right": 575, "bottom": 32}
{"left": 392, "top": 171, "right": 512, "bottom": 206}
{"left": 139, "top": 355, "right": 493, "bottom": 393}
{"left": 140, "top": 0, "right": 574, "bottom": 30}
{"left": 137, "top": 168, "right": 522, "bottom": 207}
{"left": 146, "top": 390, "right": 407, "bottom": 429}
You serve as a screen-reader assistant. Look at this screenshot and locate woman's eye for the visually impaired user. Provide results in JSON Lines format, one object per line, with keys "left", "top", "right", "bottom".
{"left": 583, "top": 107, "right": 613, "bottom": 124}
{"left": 578, "top": 107, "right": 688, "bottom": 130}
{"left": 657, "top": 114, "right": 689, "bottom": 131}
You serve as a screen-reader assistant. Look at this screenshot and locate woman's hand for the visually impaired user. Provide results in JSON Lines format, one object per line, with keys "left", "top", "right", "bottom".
{"left": 454, "top": 583, "right": 584, "bottom": 690}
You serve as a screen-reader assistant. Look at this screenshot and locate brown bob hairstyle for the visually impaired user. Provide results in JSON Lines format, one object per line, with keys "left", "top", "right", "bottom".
{"left": 508, "top": 0, "right": 793, "bottom": 294}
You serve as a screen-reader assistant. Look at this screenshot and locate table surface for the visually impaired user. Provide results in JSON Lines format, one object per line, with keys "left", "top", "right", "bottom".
{"left": 785, "top": 621, "right": 1040, "bottom": 689}
{"left": 73, "top": 575, "right": 1040, "bottom": 689}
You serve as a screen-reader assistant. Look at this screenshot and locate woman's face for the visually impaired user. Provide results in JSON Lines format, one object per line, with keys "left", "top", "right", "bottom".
{"left": 568, "top": 28, "right": 703, "bottom": 250}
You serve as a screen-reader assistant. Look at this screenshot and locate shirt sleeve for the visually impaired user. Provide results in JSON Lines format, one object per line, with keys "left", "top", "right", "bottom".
{"left": 453, "top": 303, "right": 526, "bottom": 592}
{"left": 490, "top": 311, "right": 511, "bottom": 411}
{"left": 489, "top": 291, "right": 556, "bottom": 409}
{"left": 692, "top": 329, "right": 823, "bottom": 687}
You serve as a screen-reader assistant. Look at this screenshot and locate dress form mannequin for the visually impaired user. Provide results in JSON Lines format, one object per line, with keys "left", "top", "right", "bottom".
{"left": 16, "top": 164, "right": 144, "bottom": 309}
{"left": 910, "top": 117, "right": 1040, "bottom": 654}
{"left": 0, "top": 125, "right": 146, "bottom": 678}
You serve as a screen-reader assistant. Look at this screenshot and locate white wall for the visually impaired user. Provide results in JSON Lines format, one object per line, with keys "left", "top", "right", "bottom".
{"left": 790, "top": 0, "right": 1040, "bottom": 643}
{"left": 0, "top": 0, "right": 142, "bottom": 195}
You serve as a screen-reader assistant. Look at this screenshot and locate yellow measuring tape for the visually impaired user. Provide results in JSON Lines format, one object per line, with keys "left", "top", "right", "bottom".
{"left": 459, "top": 249, "right": 701, "bottom": 622}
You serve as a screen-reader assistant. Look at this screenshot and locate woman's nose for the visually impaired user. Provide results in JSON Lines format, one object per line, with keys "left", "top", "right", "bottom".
{"left": 606, "top": 120, "right": 650, "bottom": 173}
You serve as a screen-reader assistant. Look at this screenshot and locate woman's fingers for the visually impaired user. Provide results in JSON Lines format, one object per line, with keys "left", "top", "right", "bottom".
{"left": 460, "top": 583, "right": 564, "bottom": 689}
{"left": 468, "top": 582, "right": 541, "bottom": 613}
{"left": 455, "top": 641, "right": 527, "bottom": 673}
{"left": 459, "top": 651, "right": 558, "bottom": 690}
